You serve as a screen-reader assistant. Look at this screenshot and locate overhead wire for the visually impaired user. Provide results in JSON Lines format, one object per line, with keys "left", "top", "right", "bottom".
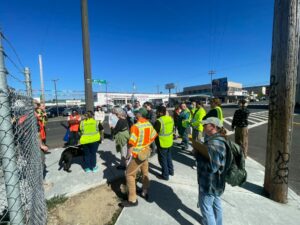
{"left": 2, "top": 33, "right": 25, "bottom": 68}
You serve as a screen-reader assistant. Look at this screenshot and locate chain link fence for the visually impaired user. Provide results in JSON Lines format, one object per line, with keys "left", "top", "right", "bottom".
{"left": 0, "top": 33, "right": 47, "bottom": 224}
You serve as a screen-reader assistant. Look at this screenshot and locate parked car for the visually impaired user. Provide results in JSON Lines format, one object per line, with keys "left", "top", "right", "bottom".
{"left": 62, "top": 107, "right": 86, "bottom": 116}
{"left": 101, "top": 104, "right": 114, "bottom": 113}
{"left": 46, "top": 106, "right": 65, "bottom": 118}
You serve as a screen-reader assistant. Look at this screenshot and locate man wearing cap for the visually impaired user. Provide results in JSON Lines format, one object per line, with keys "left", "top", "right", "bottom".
{"left": 119, "top": 107, "right": 157, "bottom": 207}
{"left": 154, "top": 105, "right": 174, "bottom": 180}
{"left": 231, "top": 99, "right": 250, "bottom": 158}
{"left": 68, "top": 110, "right": 81, "bottom": 146}
{"left": 193, "top": 117, "right": 226, "bottom": 225}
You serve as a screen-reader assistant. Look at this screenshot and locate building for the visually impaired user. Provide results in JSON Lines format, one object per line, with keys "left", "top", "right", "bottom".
{"left": 244, "top": 85, "right": 269, "bottom": 99}
{"left": 179, "top": 77, "right": 247, "bottom": 103}
{"left": 94, "top": 92, "right": 174, "bottom": 107}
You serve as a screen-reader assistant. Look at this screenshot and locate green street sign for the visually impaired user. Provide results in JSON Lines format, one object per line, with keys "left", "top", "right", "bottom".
{"left": 92, "top": 79, "right": 107, "bottom": 84}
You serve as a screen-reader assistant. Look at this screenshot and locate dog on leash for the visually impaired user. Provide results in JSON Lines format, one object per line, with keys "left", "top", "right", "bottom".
{"left": 59, "top": 145, "right": 84, "bottom": 173}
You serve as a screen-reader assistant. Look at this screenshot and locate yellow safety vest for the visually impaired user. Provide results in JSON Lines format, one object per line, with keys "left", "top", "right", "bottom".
{"left": 79, "top": 118, "right": 100, "bottom": 145}
{"left": 215, "top": 106, "right": 224, "bottom": 123}
{"left": 158, "top": 115, "right": 174, "bottom": 148}
{"left": 191, "top": 107, "right": 207, "bottom": 132}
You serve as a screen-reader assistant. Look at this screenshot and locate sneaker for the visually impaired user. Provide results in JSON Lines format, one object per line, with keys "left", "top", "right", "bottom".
{"left": 92, "top": 166, "right": 99, "bottom": 173}
{"left": 85, "top": 168, "right": 92, "bottom": 173}
{"left": 118, "top": 200, "right": 138, "bottom": 207}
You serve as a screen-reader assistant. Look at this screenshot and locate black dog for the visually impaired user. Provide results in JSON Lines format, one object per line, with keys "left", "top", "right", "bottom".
{"left": 58, "top": 145, "right": 84, "bottom": 173}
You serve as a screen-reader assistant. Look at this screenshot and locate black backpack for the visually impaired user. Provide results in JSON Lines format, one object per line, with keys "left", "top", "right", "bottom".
{"left": 214, "top": 137, "right": 247, "bottom": 186}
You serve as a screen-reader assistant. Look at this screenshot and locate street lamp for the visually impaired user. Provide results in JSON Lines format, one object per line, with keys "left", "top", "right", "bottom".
{"left": 52, "top": 79, "right": 59, "bottom": 116}
{"left": 208, "top": 70, "right": 216, "bottom": 98}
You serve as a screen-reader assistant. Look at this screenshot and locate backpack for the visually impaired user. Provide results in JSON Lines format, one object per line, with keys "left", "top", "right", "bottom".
{"left": 214, "top": 137, "right": 247, "bottom": 186}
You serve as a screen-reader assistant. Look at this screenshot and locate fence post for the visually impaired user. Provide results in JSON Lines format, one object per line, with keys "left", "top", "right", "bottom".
{"left": 0, "top": 33, "right": 25, "bottom": 224}
{"left": 24, "top": 67, "right": 32, "bottom": 97}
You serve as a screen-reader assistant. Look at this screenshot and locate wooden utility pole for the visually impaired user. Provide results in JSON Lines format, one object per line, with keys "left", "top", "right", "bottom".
{"left": 81, "top": 0, "right": 94, "bottom": 111}
{"left": 264, "top": 0, "right": 299, "bottom": 203}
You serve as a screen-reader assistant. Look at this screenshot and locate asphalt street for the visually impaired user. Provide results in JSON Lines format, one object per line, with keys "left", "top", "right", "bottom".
{"left": 45, "top": 107, "right": 300, "bottom": 195}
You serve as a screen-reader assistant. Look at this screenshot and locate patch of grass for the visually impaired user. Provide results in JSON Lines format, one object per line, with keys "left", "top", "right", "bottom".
{"left": 105, "top": 207, "right": 122, "bottom": 225}
{"left": 46, "top": 195, "right": 68, "bottom": 211}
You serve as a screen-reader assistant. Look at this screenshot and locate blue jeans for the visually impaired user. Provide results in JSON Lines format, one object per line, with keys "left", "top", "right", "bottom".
{"left": 181, "top": 127, "right": 189, "bottom": 148}
{"left": 199, "top": 191, "right": 223, "bottom": 225}
{"left": 157, "top": 147, "right": 174, "bottom": 180}
{"left": 82, "top": 142, "right": 99, "bottom": 170}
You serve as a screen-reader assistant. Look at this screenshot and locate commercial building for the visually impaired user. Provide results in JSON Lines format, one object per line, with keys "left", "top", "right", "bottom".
{"left": 179, "top": 77, "right": 247, "bottom": 103}
{"left": 94, "top": 92, "right": 174, "bottom": 107}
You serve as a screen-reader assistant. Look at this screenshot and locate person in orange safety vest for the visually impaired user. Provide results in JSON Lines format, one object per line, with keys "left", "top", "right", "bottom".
{"left": 68, "top": 110, "right": 81, "bottom": 146}
{"left": 119, "top": 108, "right": 157, "bottom": 207}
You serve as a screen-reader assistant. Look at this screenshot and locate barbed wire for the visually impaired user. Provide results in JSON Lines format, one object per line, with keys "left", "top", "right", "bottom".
{"left": 1, "top": 33, "right": 25, "bottom": 68}
{"left": 4, "top": 52, "right": 24, "bottom": 74}
{"left": 6, "top": 71, "right": 25, "bottom": 84}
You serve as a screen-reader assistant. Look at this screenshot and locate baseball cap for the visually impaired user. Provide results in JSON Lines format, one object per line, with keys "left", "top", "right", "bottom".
{"left": 202, "top": 117, "right": 223, "bottom": 128}
{"left": 134, "top": 108, "right": 148, "bottom": 117}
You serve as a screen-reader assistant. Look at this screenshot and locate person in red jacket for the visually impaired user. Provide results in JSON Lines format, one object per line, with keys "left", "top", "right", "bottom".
{"left": 68, "top": 110, "right": 81, "bottom": 146}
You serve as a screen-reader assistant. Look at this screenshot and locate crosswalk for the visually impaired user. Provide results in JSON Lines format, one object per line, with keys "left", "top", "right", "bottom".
{"left": 223, "top": 111, "right": 269, "bottom": 135}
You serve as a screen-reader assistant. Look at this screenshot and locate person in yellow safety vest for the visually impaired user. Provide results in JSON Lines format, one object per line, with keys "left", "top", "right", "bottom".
{"left": 191, "top": 101, "right": 207, "bottom": 142}
{"left": 79, "top": 111, "right": 100, "bottom": 173}
{"left": 119, "top": 108, "right": 157, "bottom": 207}
{"left": 178, "top": 103, "right": 191, "bottom": 150}
{"left": 189, "top": 101, "right": 197, "bottom": 117}
{"left": 203, "top": 98, "right": 224, "bottom": 123}
{"left": 154, "top": 105, "right": 174, "bottom": 180}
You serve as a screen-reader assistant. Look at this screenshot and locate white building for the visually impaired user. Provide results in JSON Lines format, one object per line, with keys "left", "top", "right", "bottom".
{"left": 94, "top": 92, "right": 174, "bottom": 106}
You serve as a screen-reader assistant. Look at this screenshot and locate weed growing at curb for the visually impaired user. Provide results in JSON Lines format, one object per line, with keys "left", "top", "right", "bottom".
{"left": 46, "top": 195, "right": 68, "bottom": 211}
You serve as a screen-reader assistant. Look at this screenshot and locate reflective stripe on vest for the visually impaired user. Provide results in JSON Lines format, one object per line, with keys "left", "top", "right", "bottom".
{"left": 215, "top": 106, "right": 224, "bottom": 123}
{"left": 80, "top": 119, "right": 100, "bottom": 145}
{"left": 132, "top": 121, "right": 153, "bottom": 153}
{"left": 158, "top": 115, "right": 174, "bottom": 148}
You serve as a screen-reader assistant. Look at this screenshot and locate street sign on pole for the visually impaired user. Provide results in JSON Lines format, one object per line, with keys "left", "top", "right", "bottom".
{"left": 92, "top": 79, "right": 106, "bottom": 84}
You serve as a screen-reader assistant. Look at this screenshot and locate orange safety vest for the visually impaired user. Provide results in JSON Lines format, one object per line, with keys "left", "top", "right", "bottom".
{"left": 128, "top": 118, "right": 157, "bottom": 158}
{"left": 69, "top": 115, "right": 81, "bottom": 132}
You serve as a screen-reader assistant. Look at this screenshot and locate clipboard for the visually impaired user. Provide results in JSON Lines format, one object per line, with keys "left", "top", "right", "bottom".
{"left": 192, "top": 139, "right": 210, "bottom": 160}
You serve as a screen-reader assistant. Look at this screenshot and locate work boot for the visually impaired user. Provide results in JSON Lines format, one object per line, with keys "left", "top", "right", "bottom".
{"left": 119, "top": 200, "right": 138, "bottom": 207}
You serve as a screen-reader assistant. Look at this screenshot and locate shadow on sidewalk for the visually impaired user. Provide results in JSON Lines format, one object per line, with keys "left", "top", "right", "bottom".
{"left": 171, "top": 145, "right": 196, "bottom": 169}
{"left": 241, "top": 181, "right": 269, "bottom": 197}
{"left": 97, "top": 150, "right": 122, "bottom": 182}
{"left": 148, "top": 180, "right": 203, "bottom": 225}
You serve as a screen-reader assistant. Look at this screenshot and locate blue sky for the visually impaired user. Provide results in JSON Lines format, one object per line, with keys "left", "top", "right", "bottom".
{"left": 1, "top": 0, "right": 274, "bottom": 99}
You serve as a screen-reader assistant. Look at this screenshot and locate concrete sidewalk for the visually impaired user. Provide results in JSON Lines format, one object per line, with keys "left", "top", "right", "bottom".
{"left": 45, "top": 140, "right": 300, "bottom": 225}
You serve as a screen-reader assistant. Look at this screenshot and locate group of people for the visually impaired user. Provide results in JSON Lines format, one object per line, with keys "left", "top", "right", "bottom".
{"left": 40, "top": 98, "right": 250, "bottom": 225}
{"left": 112, "top": 98, "right": 250, "bottom": 225}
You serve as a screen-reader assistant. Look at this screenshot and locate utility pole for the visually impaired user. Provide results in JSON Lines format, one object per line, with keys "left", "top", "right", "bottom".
{"left": 24, "top": 67, "right": 32, "bottom": 97}
{"left": 208, "top": 70, "right": 216, "bottom": 98}
{"left": 264, "top": 0, "right": 299, "bottom": 203}
{"left": 38, "top": 54, "right": 45, "bottom": 104}
{"left": 81, "top": 0, "right": 93, "bottom": 111}
{"left": 52, "top": 79, "right": 59, "bottom": 116}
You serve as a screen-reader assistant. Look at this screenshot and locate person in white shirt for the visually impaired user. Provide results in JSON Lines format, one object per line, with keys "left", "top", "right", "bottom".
{"left": 108, "top": 107, "right": 119, "bottom": 140}
{"left": 94, "top": 106, "right": 105, "bottom": 142}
